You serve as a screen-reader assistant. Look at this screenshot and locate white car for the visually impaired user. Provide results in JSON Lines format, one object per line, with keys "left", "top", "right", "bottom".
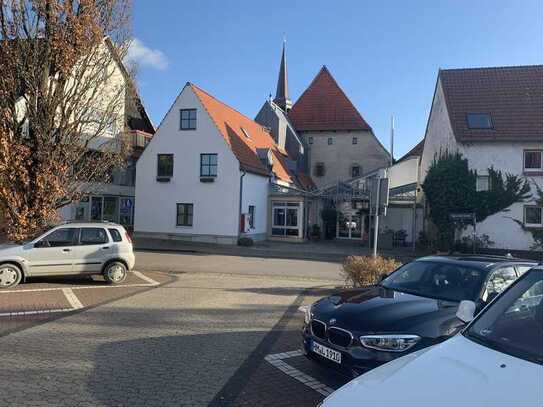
{"left": 320, "top": 265, "right": 543, "bottom": 406}
{"left": 0, "top": 222, "right": 135, "bottom": 289}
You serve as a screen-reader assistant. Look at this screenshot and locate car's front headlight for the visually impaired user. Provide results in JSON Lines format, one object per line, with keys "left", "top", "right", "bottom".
{"left": 359, "top": 334, "right": 421, "bottom": 352}
{"left": 298, "top": 305, "right": 312, "bottom": 325}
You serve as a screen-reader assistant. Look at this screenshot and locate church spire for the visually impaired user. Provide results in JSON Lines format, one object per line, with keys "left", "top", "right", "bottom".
{"left": 274, "top": 38, "right": 292, "bottom": 112}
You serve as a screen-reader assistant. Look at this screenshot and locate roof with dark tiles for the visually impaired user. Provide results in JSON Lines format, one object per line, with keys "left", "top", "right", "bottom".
{"left": 440, "top": 65, "right": 543, "bottom": 142}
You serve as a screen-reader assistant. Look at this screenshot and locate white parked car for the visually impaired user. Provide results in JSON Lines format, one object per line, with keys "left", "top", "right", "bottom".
{"left": 0, "top": 222, "right": 135, "bottom": 289}
{"left": 320, "top": 265, "right": 543, "bottom": 406}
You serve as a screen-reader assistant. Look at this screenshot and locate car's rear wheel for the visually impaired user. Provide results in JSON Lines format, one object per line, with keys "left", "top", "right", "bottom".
{"left": 103, "top": 261, "right": 127, "bottom": 285}
{"left": 0, "top": 264, "right": 22, "bottom": 289}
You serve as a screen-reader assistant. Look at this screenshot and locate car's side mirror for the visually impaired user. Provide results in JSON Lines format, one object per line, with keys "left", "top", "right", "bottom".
{"left": 378, "top": 273, "right": 388, "bottom": 282}
{"left": 456, "top": 300, "right": 476, "bottom": 323}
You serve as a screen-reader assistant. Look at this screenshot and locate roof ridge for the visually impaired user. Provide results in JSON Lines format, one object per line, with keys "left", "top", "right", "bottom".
{"left": 317, "top": 66, "right": 373, "bottom": 132}
{"left": 440, "top": 64, "right": 543, "bottom": 73}
{"left": 290, "top": 65, "right": 372, "bottom": 132}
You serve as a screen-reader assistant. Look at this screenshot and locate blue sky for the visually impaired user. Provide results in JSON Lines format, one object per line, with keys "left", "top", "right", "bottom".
{"left": 130, "top": 0, "right": 543, "bottom": 157}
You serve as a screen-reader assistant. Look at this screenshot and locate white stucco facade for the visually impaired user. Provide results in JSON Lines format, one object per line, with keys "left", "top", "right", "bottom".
{"left": 458, "top": 142, "right": 542, "bottom": 250}
{"left": 240, "top": 172, "right": 269, "bottom": 241}
{"left": 421, "top": 77, "right": 543, "bottom": 250}
{"left": 134, "top": 85, "right": 271, "bottom": 244}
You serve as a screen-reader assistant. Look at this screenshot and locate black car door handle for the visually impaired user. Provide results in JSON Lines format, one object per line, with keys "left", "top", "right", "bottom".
{"left": 102, "top": 246, "right": 110, "bottom": 250}
{"left": 62, "top": 248, "right": 71, "bottom": 252}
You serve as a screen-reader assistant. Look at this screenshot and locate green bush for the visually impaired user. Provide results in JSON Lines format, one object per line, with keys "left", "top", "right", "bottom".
{"left": 342, "top": 255, "right": 402, "bottom": 287}
{"left": 237, "top": 237, "right": 254, "bottom": 247}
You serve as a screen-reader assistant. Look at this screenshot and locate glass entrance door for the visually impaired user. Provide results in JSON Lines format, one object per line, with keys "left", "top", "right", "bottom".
{"left": 337, "top": 213, "right": 363, "bottom": 239}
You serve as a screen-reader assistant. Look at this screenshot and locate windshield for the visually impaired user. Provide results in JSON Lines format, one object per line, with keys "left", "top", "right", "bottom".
{"left": 465, "top": 270, "right": 543, "bottom": 365}
{"left": 380, "top": 260, "right": 486, "bottom": 302}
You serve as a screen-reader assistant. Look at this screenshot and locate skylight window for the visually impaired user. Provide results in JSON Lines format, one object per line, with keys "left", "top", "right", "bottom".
{"left": 241, "top": 127, "right": 251, "bottom": 139}
{"left": 467, "top": 113, "right": 493, "bottom": 129}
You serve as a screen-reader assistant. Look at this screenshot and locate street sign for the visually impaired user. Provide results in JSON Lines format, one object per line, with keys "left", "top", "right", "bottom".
{"left": 370, "top": 177, "right": 389, "bottom": 211}
{"left": 450, "top": 213, "right": 475, "bottom": 222}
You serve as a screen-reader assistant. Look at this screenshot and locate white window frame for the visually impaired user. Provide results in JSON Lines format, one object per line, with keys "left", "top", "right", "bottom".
{"left": 524, "top": 150, "right": 543, "bottom": 173}
{"left": 524, "top": 205, "right": 542, "bottom": 227}
{"left": 476, "top": 175, "right": 490, "bottom": 192}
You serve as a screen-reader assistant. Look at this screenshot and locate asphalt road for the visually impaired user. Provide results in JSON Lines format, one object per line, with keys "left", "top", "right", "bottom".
{"left": 135, "top": 250, "right": 345, "bottom": 282}
{"left": 0, "top": 253, "right": 349, "bottom": 406}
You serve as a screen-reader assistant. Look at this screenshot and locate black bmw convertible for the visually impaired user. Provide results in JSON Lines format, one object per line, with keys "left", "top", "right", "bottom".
{"left": 301, "top": 255, "right": 537, "bottom": 378}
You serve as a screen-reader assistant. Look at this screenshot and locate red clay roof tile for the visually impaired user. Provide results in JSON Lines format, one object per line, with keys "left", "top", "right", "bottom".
{"left": 190, "top": 83, "right": 294, "bottom": 183}
{"left": 289, "top": 66, "right": 372, "bottom": 132}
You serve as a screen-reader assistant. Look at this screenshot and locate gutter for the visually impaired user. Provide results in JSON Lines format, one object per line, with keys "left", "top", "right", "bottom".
{"left": 238, "top": 169, "right": 246, "bottom": 239}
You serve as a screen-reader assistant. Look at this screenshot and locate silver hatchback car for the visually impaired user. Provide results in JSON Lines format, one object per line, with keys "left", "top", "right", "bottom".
{"left": 0, "top": 222, "right": 135, "bottom": 289}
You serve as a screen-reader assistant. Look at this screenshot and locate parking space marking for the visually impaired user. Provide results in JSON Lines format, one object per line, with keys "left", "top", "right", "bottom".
{"left": 0, "top": 272, "right": 162, "bottom": 317}
{"left": 62, "top": 288, "right": 84, "bottom": 310}
{"left": 265, "top": 351, "right": 335, "bottom": 397}
{"left": 0, "top": 308, "right": 73, "bottom": 318}
{"left": 132, "top": 271, "right": 160, "bottom": 286}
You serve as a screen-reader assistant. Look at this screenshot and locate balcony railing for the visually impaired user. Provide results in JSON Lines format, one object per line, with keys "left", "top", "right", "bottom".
{"left": 130, "top": 130, "right": 153, "bottom": 149}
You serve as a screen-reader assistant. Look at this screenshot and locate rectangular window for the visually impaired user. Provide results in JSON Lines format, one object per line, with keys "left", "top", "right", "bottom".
{"left": 327, "top": 137, "right": 333, "bottom": 145}
{"left": 308, "top": 136, "right": 313, "bottom": 145}
{"left": 157, "top": 154, "right": 174, "bottom": 178}
{"left": 248, "top": 205, "right": 255, "bottom": 229}
{"left": 180, "top": 109, "right": 197, "bottom": 130}
{"left": 315, "top": 163, "right": 325, "bottom": 177}
{"left": 467, "top": 113, "right": 493, "bottom": 129}
{"left": 177, "top": 203, "right": 193, "bottom": 227}
{"left": 524, "top": 150, "right": 542, "bottom": 172}
{"left": 271, "top": 202, "right": 300, "bottom": 237}
{"left": 351, "top": 165, "right": 361, "bottom": 178}
{"left": 524, "top": 206, "right": 542, "bottom": 227}
{"left": 108, "top": 228, "right": 123, "bottom": 242}
{"left": 352, "top": 137, "right": 358, "bottom": 145}
{"left": 476, "top": 175, "right": 490, "bottom": 192}
{"left": 200, "top": 153, "right": 218, "bottom": 177}
{"left": 39, "top": 228, "right": 79, "bottom": 248}
{"left": 80, "top": 228, "right": 108, "bottom": 245}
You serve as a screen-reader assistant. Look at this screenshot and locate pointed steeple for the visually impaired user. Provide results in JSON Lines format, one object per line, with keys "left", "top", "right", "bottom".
{"left": 273, "top": 39, "right": 292, "bottom": 112}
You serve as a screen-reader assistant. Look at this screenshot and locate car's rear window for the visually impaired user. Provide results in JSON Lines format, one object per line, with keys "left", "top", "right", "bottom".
{"left": 108, "top": 228, "right": 123, "bottom": 242}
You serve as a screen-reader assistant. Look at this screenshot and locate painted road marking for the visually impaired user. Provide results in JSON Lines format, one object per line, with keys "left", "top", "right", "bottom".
{"left": 0, "top": 272, "right": 159, "bottom": 294}
{"left": 133, "top": 271, "right": 160, "bottom": 286}
{"left": 265, "top": 350, "right": 335, "bottom": 397}
{"left": 0, "top": 308, "right": 74, "bottom": 317}
{"left": 62, "top": 288, "right": 84, "bottom": 310}
{"left": 0, "top": 271, "right": 161, "bottom": 317}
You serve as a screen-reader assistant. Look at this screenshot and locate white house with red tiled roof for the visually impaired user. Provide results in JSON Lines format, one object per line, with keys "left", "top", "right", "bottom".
{"left": 420, "top": 65, "right": 543, "bottom": 251}
{"left": 134, "top": 82, "right": 313, "bottom": 244}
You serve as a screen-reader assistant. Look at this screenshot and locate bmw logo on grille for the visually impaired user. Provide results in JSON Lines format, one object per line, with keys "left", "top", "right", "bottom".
{"left": 329, "top": 318, "right": 336, "bottom": 326}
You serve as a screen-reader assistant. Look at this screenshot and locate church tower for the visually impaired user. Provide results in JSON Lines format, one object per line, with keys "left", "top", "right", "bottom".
{"left": 273, "top": 40, "right": 292, "bottom": 112}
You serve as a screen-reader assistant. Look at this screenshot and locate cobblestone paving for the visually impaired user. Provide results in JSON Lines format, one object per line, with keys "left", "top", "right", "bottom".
{"left": 0, "top": 271, "right": 339, "bottom": 406}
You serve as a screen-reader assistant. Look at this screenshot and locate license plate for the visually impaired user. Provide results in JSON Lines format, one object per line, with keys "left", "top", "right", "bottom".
{"left": 312, "top": 341, "right": 341, "bottom": 364}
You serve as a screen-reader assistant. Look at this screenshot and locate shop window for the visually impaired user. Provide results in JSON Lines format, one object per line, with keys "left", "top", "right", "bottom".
{"left": 272, "top": 202, "right": 301, "bottom": 237}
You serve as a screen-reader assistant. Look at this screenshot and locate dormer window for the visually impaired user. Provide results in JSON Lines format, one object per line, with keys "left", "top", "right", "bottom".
{"left": 467, "top": 113, "right": 492, "bottom": 129}
{"left": 180, "top": 109, "right": 197, "bottom": 130}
